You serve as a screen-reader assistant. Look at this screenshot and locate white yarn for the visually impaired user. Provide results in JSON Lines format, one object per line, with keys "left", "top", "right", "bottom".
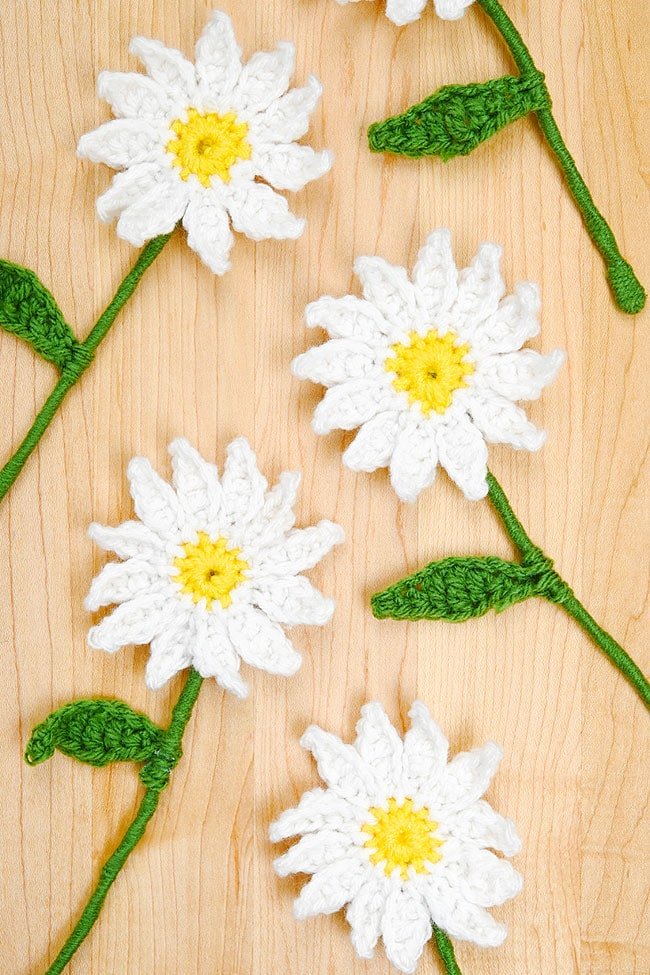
{"left": 293, "top": 228, "right": 565, "bottom": 502}
{"left": 271, "top": 702, "right": 522, "bottom": 973}
{"left": 78, "top": 10, "right": 332, "bottom": 274}
{"left": 334, "top": 0, "right": 474, "bottom": 25}
{"left": 85, "top": 438, "right": 343, "bottom": 695}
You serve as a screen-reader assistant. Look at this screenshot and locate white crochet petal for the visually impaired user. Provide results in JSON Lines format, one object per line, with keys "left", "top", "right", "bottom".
{"left": 168, "top": 438, "right": 222, "bottom": 532}
{"left": 453, "top": 243, "right": 504, "bottom": 329}
{"left": 182, "top": 189, "right": 235, "bottom": 276}
{"left": 467, "top": 389, "right": 546, "bottom": 451}
{"left": 470, "top": 282, "right": 540, "bottom": 356}
{"left": 312, "top": 374, "right": 396, "bottom": 435}
{"left": 436, "top": 412, "right": 489, "bottom": 500}
{"left": 270, "top": 787, "right": 358, "bottom": 841}
{"left": 435, "top": 742, "right": 504, "bottom": 815}
{"left": 88, "top": 520, "right": 165, "bottom": 560}
{"left": 293, "top": 338, "right": 379, "bottom": 387}
{"left": 342, "top": 411, "right": 404, "bottom": 473}
{"left": 293, "top": 857, "right": 366, "bottom": 920}
{"left": 194, "top": 10, "right": 242, "bottom": 100}
{"left": 300, "top": 726, "right": 380, "bottom": 802}
{"left": 87, "top": 593, "right": 170, "bottom": 653}
{"left": 127, "top": 456, "right": 185, "bottom": 539}
{"left": 145, "top": 612, "right": 194, "bottom": 689}
{"left": 346, "top": 874, "right": 390, "bottom": 960}
{"left": 116, "top": 175, "right": 189, "bottom": 247}
{"left": 353, "top": 702, "right": 403, "bottom": 793}
{"left": 419, "top": 878, "right": 507, "bottom": 947}
{"left": 381, "top": 884, "right": 431, "bottom": 974}
{"left": 253, "top": 144, "right": 333, "bottom": 192}
{"left": 444, "top": 800, "right": 521, "bottom": 857}
{"left": 220, "top": 437, "right": 267, "bottom": 533}
{"left": 256, "top": 521, "right": 344, "bottom": 576}
{"left": 412, "top": 228, "right": 458, "bottom": 319}
{"left": 453, "top": 848, "right": 523, "bottom": 908}
{"left": 305, "top": 295, "right": 393, "bottom": 340}
{"left": 434, "top": 0, "right": 475, "bottom": 21}
{"left": 249, "top": 76, "right": 322, "bottom": 144}
{"left": 385, "top": 0, "right": 429, "bottom": 28}
{"left": 84, "top": 559, "right": 165, "bottom": 611}
{"left": 129, "top": 36, "right": 198, "bottom": 101}
{"left": 243, "top": 471, "right": 301, "bottom": 549}
{"left": 192, "top": 613, "right": 248, "bottom": 698}
{"left": 251, "top": 575, "right": 334, "bottom": 626}
{"left": 234, "top": 42, "right": 295, "bottom": 117}
{"left": 389, "top": 416, "right": 438, "bottom": 503}
{"left": 227, "top": 606, "right": 302, "bottom": 676}
{"left": 96, "top": 163, "right": 165, "bottom": 222}
{"left": 97, "top": 70, "right": 182, "bottom": 120}
{"left": 77, "top": 118, "right": 168, "bottom": 168}
{"left": 478, "top": 348, "right": 566, "bottom": 402}
{"left": 274, "top": 828, "right": 356, "bottom": 877}
{"left": 402, "top": 701, "right": 449, "bottom": 796}
{"left": 354, "top": 256, "right": 423, "bottom": 333}
{"left": 225, "top": 180, "right": 304, "bottom": 240}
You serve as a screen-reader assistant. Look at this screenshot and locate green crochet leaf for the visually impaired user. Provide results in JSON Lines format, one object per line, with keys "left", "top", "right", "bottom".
{"left": 368, "top": 72, "right": 548, "bottom": 161}
{"left": 371, "top": 555, "right": 543, "bottom": 623}
{"left": 0, "top": 259, "right": 81, "bottom": 371}
{"left": 25, "top": 699, "right": 165, "bottom": 769}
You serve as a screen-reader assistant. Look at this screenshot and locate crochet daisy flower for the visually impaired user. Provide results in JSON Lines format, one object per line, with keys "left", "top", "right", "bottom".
{"left": 77, "top": 10, "right": 332, "bottom": 274}
{"left": 85, "top": 438, "right": 343, "bottom": 695}
{"left": 335, "top": 0, "right": 474, "bottom": 25}
{"left": 271, "top": 702, "right": 522, "bottom": 974}
{"left": 293, "top": 229, "right": 564, "bottom": 502}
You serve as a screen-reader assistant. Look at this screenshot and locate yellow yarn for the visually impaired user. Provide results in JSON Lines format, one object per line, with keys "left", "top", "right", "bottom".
{"left": 385, "top": 329, "right": 474, "bottom": 415}
{"left": 173, "top": 532, "right": 249, "bottom": 609}
{"left": 167, "top": 109, "right": 252, "bottom": 187}
{"left": 362, "top": 797, "right": 444, "bottom": 879}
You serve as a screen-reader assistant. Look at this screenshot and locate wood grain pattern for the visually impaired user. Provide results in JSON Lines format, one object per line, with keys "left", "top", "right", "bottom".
{"left": 0, "top": 1, "right": 647, "bottom": 972}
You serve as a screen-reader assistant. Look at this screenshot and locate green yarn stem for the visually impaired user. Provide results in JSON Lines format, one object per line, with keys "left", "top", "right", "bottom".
{"left": 433, "top": 926, "right": 462, "bottom": 975}
{"left": 475, "top": 0, "right": 645, "bottom": 314}
{"left": 487, "top": 472, "right": 650, "bottom": 709}
{"left": 44, "top": 668, "right": 203, "bottom": 975}
{"left": 0, "top": 231, "right": 173, "bottom": 504}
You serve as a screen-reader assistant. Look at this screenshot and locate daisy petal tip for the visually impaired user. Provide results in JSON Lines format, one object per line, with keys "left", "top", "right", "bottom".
{"left": 477, "top": 241, "right": 503, "bottom": 268}
{"left": 299, "top": 724, "right": 322, "bottom": 753}
{"left": 485, "top": 740, "right": 504, "bottom": 766}
{"left": 167, "top": 436, "right": 194, "bottom": 459}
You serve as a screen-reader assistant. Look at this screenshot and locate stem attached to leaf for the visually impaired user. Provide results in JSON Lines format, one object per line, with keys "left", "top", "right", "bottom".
{"left": 486, "top": 472, "right": 650, "bottom": 709}
{"left": 44, "top": 667, "right": 203, "bottom": 975}
{"left": 0, "top": 231, "right": 173, "bottom": 504}
{"left": 475, "top": 0, "right": 645, "bottom": 314}
{"left": 433, "top": 926, "right": 462, "bottom": 974}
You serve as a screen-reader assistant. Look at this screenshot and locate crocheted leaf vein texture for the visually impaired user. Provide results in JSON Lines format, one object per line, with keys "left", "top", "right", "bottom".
{"left": 368, "top": 73, "right": 548, "bottom": 161}
{"left": 371, "top": 555, "right": 550, "bottom": 622}
{"left": 0, "top": 259, "right": 82, "bottom": 371}
{"left": 24, "top": 699, "right": 165, "bottom": 768}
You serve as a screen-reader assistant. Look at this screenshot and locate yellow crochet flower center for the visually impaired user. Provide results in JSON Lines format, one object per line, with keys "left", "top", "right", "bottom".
{"left": 173, "top": 532, "right": 249, "bottom": 609}
{"left": 362, "top": 797, "right": 444, "bottom": 879}
{"left": 167, "top": 109, "right": 252, "bottom": 187}
{"left": 385, "top": 329, "right": 474, "bottom": 415}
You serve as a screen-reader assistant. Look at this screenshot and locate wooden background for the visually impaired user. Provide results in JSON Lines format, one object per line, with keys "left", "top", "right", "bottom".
{"left": 0, "top": 1, "right": 647, "bottom": 972}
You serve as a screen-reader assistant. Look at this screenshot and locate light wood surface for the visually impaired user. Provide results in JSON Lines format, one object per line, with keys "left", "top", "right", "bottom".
{"left": 0, "top": 2, "right": 647, "bottom": 973}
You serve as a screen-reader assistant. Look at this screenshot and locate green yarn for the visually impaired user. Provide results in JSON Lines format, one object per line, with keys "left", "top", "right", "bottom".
{"left": 368, "top": 72, "right": 548, "bottom": 161}
{"left": 433, "top": 926, "right": 462, "bottom": 975}
{"left": 372, "top": 470, "right": 650, "bottom": 710}
{"left": 24, "top": 699, "right": 165, "bottom": 768}
{"left": 38, "top": 668, "right": 203, "bottom": 975}
{"left": 0, "top": 231, "right": 173, "bottom": 505}
{"left": 0, "top": 260, "right": 81, "bottom": 370}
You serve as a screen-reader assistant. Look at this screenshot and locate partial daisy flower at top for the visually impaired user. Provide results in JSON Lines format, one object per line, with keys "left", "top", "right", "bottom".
{"left": 77, "top": 10, "right": 332, "bottom": 274}
{"left": 293, "top": 229, "right": 564, "bottom": 502}
{"left": 271, "top": 701, "right": 522, "bottom": 974}
{"left": 334, "top": 0, "right": 474, "bottom": 26}
{"left": 85, "top": 438, "right": 344, "bottom": 695}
